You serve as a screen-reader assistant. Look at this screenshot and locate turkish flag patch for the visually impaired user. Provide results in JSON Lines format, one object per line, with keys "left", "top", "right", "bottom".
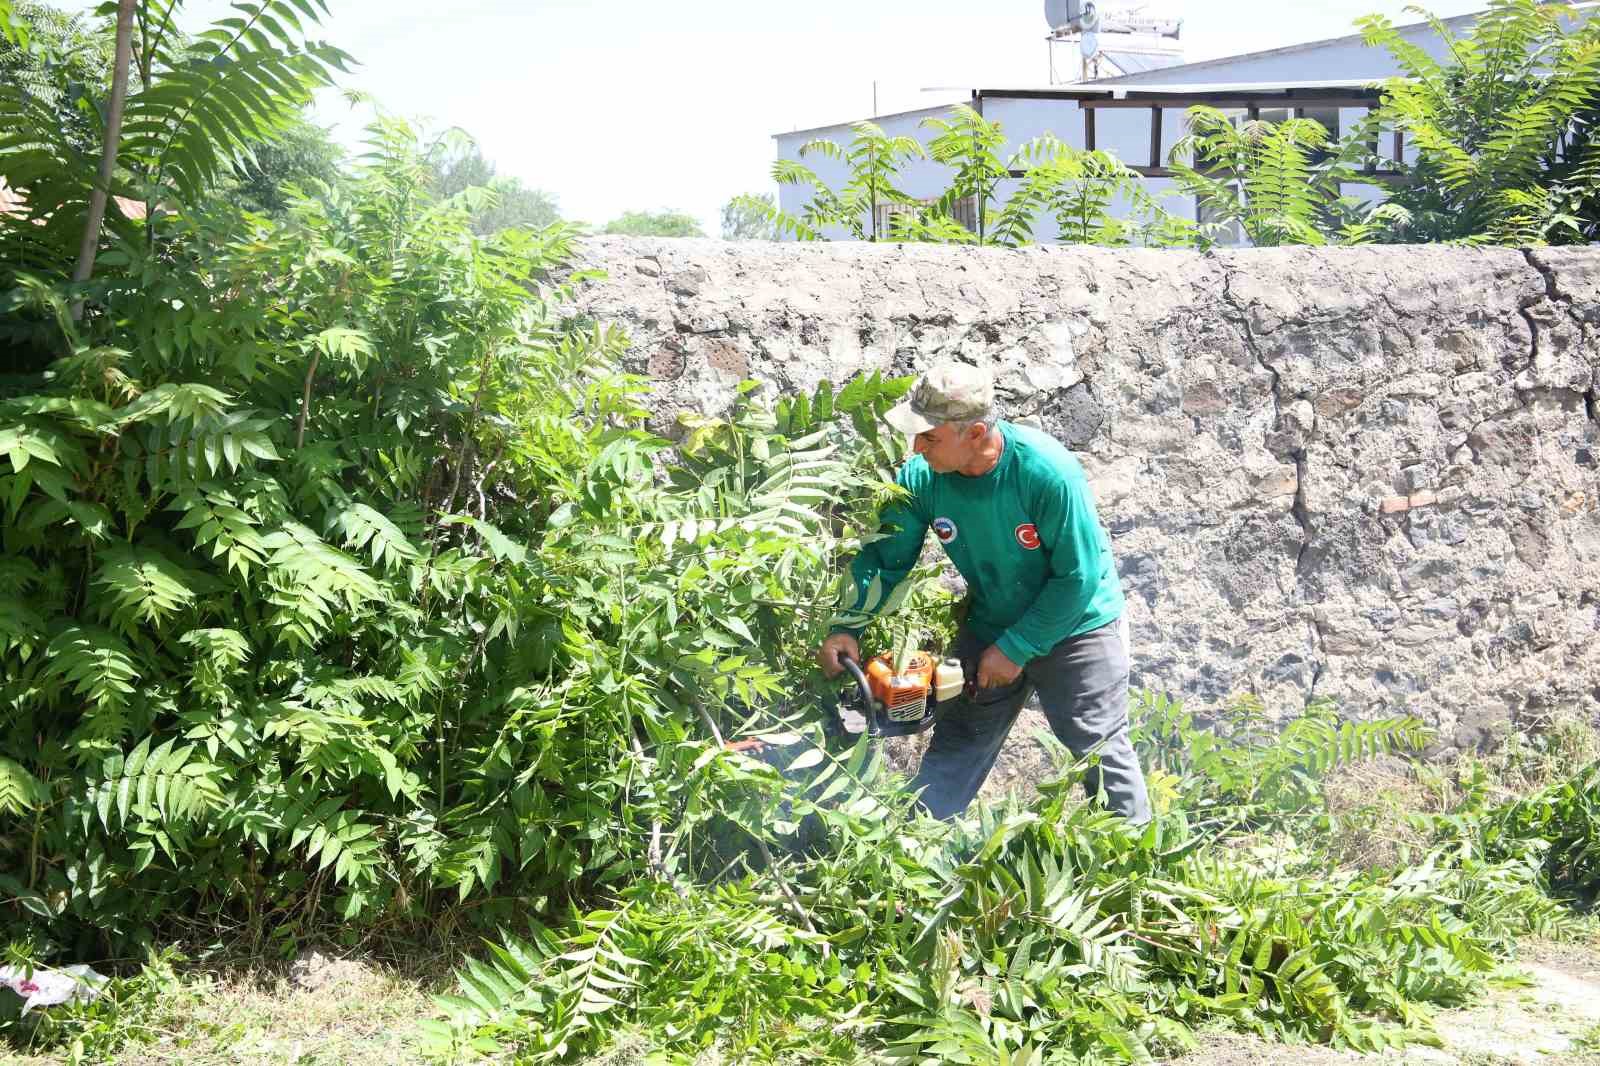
{"left": 1015, "top": 523, "right": 1041, "bottom": 550}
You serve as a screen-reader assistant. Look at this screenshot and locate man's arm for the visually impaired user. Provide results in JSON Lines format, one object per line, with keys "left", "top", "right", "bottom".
{"left": 832, "top": 490, "right": 930, "bottom": 636}
{"left": 819, "top": 473, "right": 929, "bottom": 677}
{"left": 993, "top": 468, "right": 1108, "bottom": 666}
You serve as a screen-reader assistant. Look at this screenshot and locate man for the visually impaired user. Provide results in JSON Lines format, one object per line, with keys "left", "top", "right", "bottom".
{"left": 816, "top": 361, "right": 1150, "bottom": 823}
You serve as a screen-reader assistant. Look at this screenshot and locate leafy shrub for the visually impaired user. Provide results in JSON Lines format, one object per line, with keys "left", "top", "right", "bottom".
{"left": 1361, "top": 0, "right": 1600, "bottom": 243}
{"left": 1170, "top": 107, "right": 1402, "bottom": 247}
{"left": 424, "top": 692, "right": 1596, "bottom": 1064}
{"left": 749, "top": 105, "right": 1196, "bottom": 248}
{"left": 0, "top": 86, "right": 922, "bottom": 957}
{"left": 1477, "top": 760, "right": 1600, "bottom": 907}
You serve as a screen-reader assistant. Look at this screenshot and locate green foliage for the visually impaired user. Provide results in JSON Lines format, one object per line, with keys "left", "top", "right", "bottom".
{"left": 0, "top": 0, "right": 351, "bottom": 286}
{"left": 1, "top": 76, "right": 916, "bottom": 955}
{"left": 914, "top": 104, "right": 1013, "bottom": 243}
{"left": 602, "top": 208, "right": 705, "bottom": 238}
{"left": 1171, "top": 107, "right": 1385, "bottom": 247}
{"left": 1362, "top": 0, "right": 1600, "bottom": 243}
{"left": 0, "top": 0, "right": 113, "bottom": 156}
{"left": 1133, "top": 693, "right": 1432, "bottom": 816}
{"left": 721, "top": 191, "right": 779, "bottom": 241}
{"left": 1476, "top": 760, "right": 1600, "bottom": 907}
{"left": 1005, "top": 134, "right": 1198, "bottom": 248}
{"left": 760, "top": 119, "right": 926, "bottom": 241}
{"left": 217, "top": 113, "right": 344, "bottom": 217}
{"left": 758, "top": 105, "right": 1193, "bottom": 248}
{"left": 428, "top": 691, "right": 1597, "bottom": 1065}
{"left": 430, "top": 133, "right": 561, "bottom": 236}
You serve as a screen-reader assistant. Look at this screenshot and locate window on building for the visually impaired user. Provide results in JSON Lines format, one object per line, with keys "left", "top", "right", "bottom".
{"left": 949, "top": 195, "right": 979, "bottom": 233}
{"left": 872, "top": 199, "right": 919, "bottom": 237}
{"left": 872, "top": 195, "right": 980, "bottom": 238}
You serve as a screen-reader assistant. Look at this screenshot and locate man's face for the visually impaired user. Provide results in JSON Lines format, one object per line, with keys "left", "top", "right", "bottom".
{"left": 912, "top": 422, "right": 983, "bottom": 473}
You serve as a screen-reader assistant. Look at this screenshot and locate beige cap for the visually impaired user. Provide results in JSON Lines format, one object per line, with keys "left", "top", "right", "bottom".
{"left": 885, "top": 362, "right": 996, "bottom": 435}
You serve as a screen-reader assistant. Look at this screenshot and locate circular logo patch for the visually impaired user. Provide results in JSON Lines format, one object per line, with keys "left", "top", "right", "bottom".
{"left": 932, "top": 517, "right": 958, "bottom": 544}
{"left": 1015, "top": 523, "right": 1041, "bottom": 550}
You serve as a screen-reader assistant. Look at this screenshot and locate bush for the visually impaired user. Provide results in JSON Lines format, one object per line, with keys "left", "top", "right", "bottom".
{"left": 1361, "top": 0, "right": 1600, "bottom": 244}
{"left": 422, "top": 694, "right": 1597, "bottom": 1064}
{"left": 0, "top": 99, "right": 923, "bottom": 955}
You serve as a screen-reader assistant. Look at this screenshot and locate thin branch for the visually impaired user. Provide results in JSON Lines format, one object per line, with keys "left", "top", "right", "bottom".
{"left": 627, "top": 732, "right": 669, "bottom": 880}
{"left": 473, "top": 445, "right": 504, "bottom": 522}
{"left": 70, "top": 0, "right": 136, "bottom": 322}
{"left": 294, "top": 350, "right": 320, "bottom": 449}
{"left": 431, "top": 344, "right": 496, "bottom": 541}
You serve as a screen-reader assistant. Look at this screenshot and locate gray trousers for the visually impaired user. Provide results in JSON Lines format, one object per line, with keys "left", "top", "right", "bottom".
{"left": 910, "top": 618, "right": 1151, "bottom": 823}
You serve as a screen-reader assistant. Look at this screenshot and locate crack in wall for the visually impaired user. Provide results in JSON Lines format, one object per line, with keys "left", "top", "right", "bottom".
{"left": 1523, "top": 247, "right": 1562, "bottom": 303}
{"left": 1220, "top": 270, "right": 1315, "bottom": 578}
{"left": 1518, "top": 249, "right": 1599, "bottom": 398}
{"left": 1290, "top": 452, "right": 1312, "bottom": 576}
{"left": 1221, "top": 268, "right": 1324, "bottom": 710}
{"left": 1515, "top": 296, "right": 1544, "bottom": 370}
{"left": 1305, "top": 617, "right": 1327, "bottom": 703}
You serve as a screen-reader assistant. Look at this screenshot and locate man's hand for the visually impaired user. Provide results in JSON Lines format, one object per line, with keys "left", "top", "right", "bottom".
{"left": 976, "top": 644, "right": 1023, "bottom": 689}
{"left": 817, "top": 632, "right": 862, "bottom": 678}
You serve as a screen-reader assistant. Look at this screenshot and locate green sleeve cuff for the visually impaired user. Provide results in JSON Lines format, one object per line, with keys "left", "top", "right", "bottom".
{"left": 995, "top": 632, "right": 1038, "bottom": 668}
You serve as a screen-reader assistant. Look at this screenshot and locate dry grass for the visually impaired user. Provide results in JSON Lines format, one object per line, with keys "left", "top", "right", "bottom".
{"left": 6, "top": 944, "right": 459, "bottom": 1066}
{"left": 1321, "top": 714, "right": 1600, "bottom": 875}
{"left": 1321, "top": 753, "right": 1438, "bottom": 871}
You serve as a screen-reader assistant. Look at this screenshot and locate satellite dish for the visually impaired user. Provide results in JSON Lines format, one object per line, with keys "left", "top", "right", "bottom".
{"left": 1045, "top": 0, "right": 1100, "bottom": 32}
{"left": 1044, "top": 0, "right": 1078, "bottom": 31}
{"left": 1080, "top": 29, "right": 1100, "bottom": 58}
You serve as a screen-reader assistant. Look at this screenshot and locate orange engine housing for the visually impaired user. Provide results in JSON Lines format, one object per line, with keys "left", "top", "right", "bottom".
{"left": 864, "top": 651, "right": 935, "bottom": 723}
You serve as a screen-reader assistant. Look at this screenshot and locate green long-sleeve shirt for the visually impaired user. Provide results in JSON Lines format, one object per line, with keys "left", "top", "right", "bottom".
{"left": 841, "top": 421, "right": 1123, "bottom": 665}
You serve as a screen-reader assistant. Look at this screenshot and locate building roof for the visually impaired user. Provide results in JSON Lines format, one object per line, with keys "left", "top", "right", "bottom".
{"left": 1083, "top": 3, "right": 1600, "bottom": 86}
{"left": 773, "top": 99, "right": 969, "bottom": 142}
{"left": 1101, "top": 50, "right": 1187, "bottom": 77}
{"left": 1085, "top": 11, "right": 1479, "bottom": 86}
{"left": 976, "top": 78, "right": 1389, "bottom": 99}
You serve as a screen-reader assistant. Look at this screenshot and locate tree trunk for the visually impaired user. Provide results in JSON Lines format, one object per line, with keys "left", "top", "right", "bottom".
{"left": 70, "top": 0, "right": 137, "bottom": 321}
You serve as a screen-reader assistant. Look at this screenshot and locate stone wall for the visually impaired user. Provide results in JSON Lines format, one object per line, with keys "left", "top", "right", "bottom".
{"left": 567, "top": 238, "right": 1600, "bottom": 749}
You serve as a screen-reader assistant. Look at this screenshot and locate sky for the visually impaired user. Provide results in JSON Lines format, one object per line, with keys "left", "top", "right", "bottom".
{"left": 62, "top": 0, "right": 1486, "bottom": 235}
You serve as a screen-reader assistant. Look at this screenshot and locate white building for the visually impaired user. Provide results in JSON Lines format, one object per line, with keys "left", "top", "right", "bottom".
{"left": 771, "top": 12, "right": 1481, "bottom": 243}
